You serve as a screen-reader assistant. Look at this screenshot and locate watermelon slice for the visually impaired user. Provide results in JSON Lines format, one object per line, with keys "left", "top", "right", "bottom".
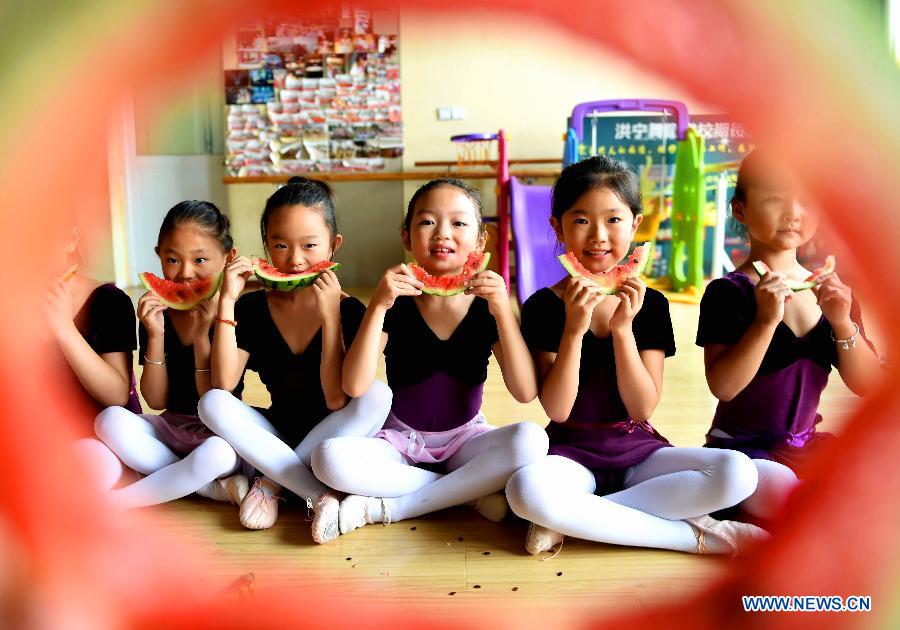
{"left": 751, "top": 255, "right": 836, "bottom": 291}
{"left": 138, "top": 272, "right": 222, "bottom": 310}
{"left": 60, "top": 263, "right": 79, "bottom": 283}
{"left": 557, "top": 243, "right": 652, "bottom": 295}
{"left": 252, "top": 257, "right": 341, "bottom": 292}
{"left": 408, "top": 251, "right": 491, "bottom": 297}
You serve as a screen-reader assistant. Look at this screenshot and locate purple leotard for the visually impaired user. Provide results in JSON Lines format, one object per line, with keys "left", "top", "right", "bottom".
{"left": 521, "top": 287, "right": 676, "bottom": 495}
{"left": 373, "top": 296, "right": 500, "bottom": 464}
{"left": 696, "top": 271, "right": 873, "bottom": 476}
{"left": 381, "top": 295, "right": 499, "bottom": 432}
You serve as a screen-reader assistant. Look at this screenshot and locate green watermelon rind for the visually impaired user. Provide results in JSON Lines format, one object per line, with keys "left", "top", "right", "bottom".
{"left": 751, "top": 256, "right": 835, "bottom": 292}
{"left": 139, "top": 272, "right": 222, "bottom": 311}
{"left": 253, "top": 259, "right": 341, "bottom": 292}
{"left": 558, "top": 243, "right": 652, "bottom": 295}
{"left": 415, "top": 252, "right": 491, "bottom": 297}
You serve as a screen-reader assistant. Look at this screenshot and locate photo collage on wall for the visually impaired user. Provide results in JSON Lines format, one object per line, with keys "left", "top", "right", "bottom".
{"left": 225, "top": 10, "right": 402, "bottom": 177}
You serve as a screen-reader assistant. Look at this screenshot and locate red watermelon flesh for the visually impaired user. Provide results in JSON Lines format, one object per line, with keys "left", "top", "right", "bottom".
{"left": 138, "top": 272, "right": 222, "bottom": 310}
{"left": 751, "top": 255, "right": 835, "bottom": 291}
{"left": 557, "top": 243, "right": 652, "bottom": 295}
{"left": 251, "top": 257, "right": 341, "bottom": 291}
{"left": 409, "top": 251, "right": 491, "bottom": 297}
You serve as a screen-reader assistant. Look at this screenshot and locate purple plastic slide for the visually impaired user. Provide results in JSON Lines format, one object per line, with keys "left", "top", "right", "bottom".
{"left": 510, "top": 176, "right": 566, "bottom": 305}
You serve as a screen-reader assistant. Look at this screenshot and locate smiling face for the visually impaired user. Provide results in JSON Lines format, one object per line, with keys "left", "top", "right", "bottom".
{"left": 402, "top": 185, "right": 484, "bottom": 276}
{"left": 551, "top": 187, "right": 643, "bottom": 274}
{"left": 733, "top": 185, "right": 819, "bottom": 253}
{"left": 264, "top": 204, "right": 341, "bottom": 274}
{"left": 156, "top": 222, "right": 232, "bottom": 282}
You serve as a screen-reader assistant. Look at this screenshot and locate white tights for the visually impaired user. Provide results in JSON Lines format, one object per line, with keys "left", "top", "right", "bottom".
{"left": 94, "top": 407, "right": 241, "bottom": 510}
{"left": 197, "top": 382, "right": 392, "bottom": 503}
{"left": 311, "top": 421, "right": 549, "bottom": 522}
{"left": 740, "top": 458, "right": 799, "bottom": 519}
{"left": 73, "top": 437, "right": 127, "bottom": 492}
{"left": 506, "top": 447, "right": 759, "bottom": 553}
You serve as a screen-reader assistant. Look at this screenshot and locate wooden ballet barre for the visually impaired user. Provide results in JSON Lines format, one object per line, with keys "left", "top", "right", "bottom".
{"left": 223, "top": 169, "right": 561, "bottom": 184}
{"left": 413, "top": 158, "right": 563, "bottom": 167}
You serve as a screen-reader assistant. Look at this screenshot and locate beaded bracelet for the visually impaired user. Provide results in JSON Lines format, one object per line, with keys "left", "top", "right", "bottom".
{"left": 831, "top": 322, "right": 860, "bottom": 351}
{"left": 216, "top": 317, "right": 237, "bottom": 327}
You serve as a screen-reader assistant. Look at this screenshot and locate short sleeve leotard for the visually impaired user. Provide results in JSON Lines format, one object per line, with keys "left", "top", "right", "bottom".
{"left": 234, "top": 290, "right": 366, "bottom": 446}
{"left": 139, "top": 313, "right": 245, "bottom": 415}
{"left": 60, "top": 283, "right": 142, "bottom": 434}
{"left": 521, "top": 287, "right": 676, "bottom": 495}
{"left": 381, "top": 295, "right": 499, "bottom": 432}
{"left": 696, "top": 271, "right": 872, "bottom": 475}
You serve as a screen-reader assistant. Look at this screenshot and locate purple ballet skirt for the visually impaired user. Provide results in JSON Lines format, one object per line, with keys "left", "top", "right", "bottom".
{"left": 146, "top": 410, "right": 216, "bottom": 454}
{"left": 703, "top": 358, "right": 835, "bottom": 478}
{"left": 548, "top": 420, "right": 671, "bottom": 494}
{"left": 546, "top": 370, "right": 672, "bottom": 495}
{"left": 146, "top": 410, "right": 254, "bottom": 478}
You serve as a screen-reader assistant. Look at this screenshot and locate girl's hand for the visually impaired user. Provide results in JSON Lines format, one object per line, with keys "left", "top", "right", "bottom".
{"left": 465, "top": 270, "right": 510, "bottom": 316}
{"left": 563, "top": 276, "right": 604, "bottom": 336}
{"left": 312, "top": 269, "right": 342, "bottom": 322}
{"left": 137, "top": 291, "right": 167, "bottom": 338}
{"left": 221, "top": 256, "right": 253, "bottom": 303}
{"left": 372, "top": 264, "right": 423, "bottom": 309}
{"left": 44, "top": 279, "right": 76, "bottom": 339}
{"left": 754, "top": 271, "right": 792, "bottom": 327}
{"left": 813, "top": 273, "right": 853, "bottom": 329}
{"left": 189, "top": 298, "right": 217, "bottom": 342}
{"left": 609, "top": 277, "right": 646, "bottom": 333}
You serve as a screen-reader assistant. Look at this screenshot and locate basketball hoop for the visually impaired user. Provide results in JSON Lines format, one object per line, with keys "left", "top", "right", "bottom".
{"left": 451, "top": 132, "right": 498, "bottom": 170}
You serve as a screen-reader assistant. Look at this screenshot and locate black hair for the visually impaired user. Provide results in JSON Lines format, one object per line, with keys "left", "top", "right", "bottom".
{"left": 729, "top": 149, "right": 788, "bottom": 239}
{"left": 402, "top": 178, "right": 484, "bottom": 234}
{"left": 261, "top": 177, "right": 338, "bottom": 252}
{"left": 551, "top": 155, "right": 643, "bottom": 221}
{"left": 158, "top": 200, "right": 232, "bottom": 251}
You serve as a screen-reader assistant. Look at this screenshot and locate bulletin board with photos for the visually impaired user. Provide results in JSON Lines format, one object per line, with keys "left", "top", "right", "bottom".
{"left": 224, "top": 9, "right": 402, "bottom": 178}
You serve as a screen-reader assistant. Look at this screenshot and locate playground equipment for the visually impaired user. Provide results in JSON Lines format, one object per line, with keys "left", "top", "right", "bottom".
{"left": 509, "top": 176, "right": 557, "bottom": 303}
{"left": 562, "top": 99, "right": 689, "bottom": 167}
{"left": 667, "top": 127, "right": 705, "bottom": 295}
{"left": 450, "top": 100, "right": 747, "bottom": 306}
{"left": 510, "top": 99, "right": 694, "bottom": 305}
{"left": 450, "top": 132, "right": 511, "bottom": 289}
{"left": 635, "top": 155, "right": 671, "bottom": 245}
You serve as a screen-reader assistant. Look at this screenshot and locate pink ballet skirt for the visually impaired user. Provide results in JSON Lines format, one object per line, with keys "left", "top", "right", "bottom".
{"left": 375, "top": 412, "right": 494, "bottom": 464}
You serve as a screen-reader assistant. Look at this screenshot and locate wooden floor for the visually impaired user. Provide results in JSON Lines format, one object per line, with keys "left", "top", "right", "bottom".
{"left": 129, "top": 289, "right": 863, "bottom": 625}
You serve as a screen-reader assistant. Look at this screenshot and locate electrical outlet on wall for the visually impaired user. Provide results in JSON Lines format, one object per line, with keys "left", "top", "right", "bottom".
{"left": 450, "top": 107, "right": 465, "bottom": 120}
{"left": 436, "top": 107, "right": 452, "bottom": 121}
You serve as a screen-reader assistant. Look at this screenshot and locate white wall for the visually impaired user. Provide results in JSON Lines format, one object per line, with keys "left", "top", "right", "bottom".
{"left": 125, "top": 155, "right": 228, "bottom": 285}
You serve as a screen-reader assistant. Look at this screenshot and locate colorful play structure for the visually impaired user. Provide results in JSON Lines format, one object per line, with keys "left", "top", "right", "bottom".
{"left": 452, "top": 98, "right": 749, "bottom": 305}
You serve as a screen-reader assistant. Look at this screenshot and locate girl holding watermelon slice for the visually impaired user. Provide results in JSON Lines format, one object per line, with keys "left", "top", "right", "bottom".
{"left": 46, "top": 223, "right": 142, "bottom": 491}
{"left": 199, "top": 178, "right": 392, "bottom": 542}
{"left": 94, "top": 201, "right": 251, "bottom": 510}
{"left": 312, "top": 178, "right": 548, "bottom": 535}
{"left": 506, "top": 156, "right": 767, "bottom": 557}
{"left": 697, "top": 150, "right": 882, "bottom": 521}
